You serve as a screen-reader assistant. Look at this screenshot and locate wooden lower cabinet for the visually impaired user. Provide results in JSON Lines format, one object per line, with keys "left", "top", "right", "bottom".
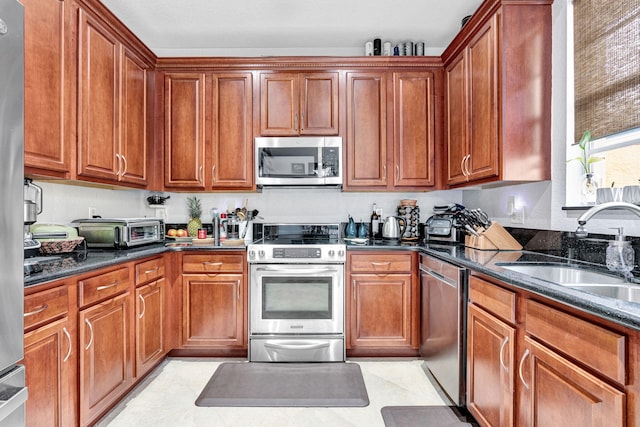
{"left": 468, "top": 274, "right": 631, "bottom": 427}
{"left": 79, "top": 292, "right": 133, "bottom": 426}
{"left": 346, "top": 251, "right": 418, "bottom": 354}
{"left": 182, "top": 273, "right": 245, "bottom": 348}
{"left": 467, "top": 303, "right": 515, "bottom": 427}
{"left": 518, "top": 336, "right": 625, "bottom": 427}
{"left": 24, "top": 317, "right": 77, "bottom": 427}
{"left": 135, "top": 278, "right": 165, "bottom": 377}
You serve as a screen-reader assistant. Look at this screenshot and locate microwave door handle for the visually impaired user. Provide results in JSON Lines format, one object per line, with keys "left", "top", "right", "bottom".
{"left": 114, "top": 226, "right": 121, "bottom": 247}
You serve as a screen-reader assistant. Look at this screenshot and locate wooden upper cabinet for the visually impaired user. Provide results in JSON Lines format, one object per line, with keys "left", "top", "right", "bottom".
{"left": 23, "top": 0, "right": 72, "bottom": 177}
{"left": 77, "top": 10, "right": 120, "bottom": 182}
{"left": 209, "top": 73, "right": 253, "bottom": 189}
{"left": 119, "top": 48, "right": 148, "bottom": 186}
{"left": 345, "top": 72, "right": 387, "bottom": 188}
{"left": 77, "top": 10, "right": 150, "bottom": 187}
{"left": 164, "top": 73, "right": 206, "bottom": 189}
{"left": 443, "top": 2, "right": 552, "bottom": 187}
{"left": 259, "top": 71, "right": 338, "bottom": 136}
{"left": 392, "top": 71, "right": 437, "bottom": 188}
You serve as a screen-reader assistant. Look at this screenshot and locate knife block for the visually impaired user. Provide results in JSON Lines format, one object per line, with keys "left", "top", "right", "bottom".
{"left": 464, "top": 221, "right": 522, "bottom": 251}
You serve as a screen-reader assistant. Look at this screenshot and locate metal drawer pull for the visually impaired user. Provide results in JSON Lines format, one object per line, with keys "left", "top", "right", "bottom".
{"left": 139, "top": 294, "right": 146, "bottom": 319}
{"left": 84, "top": 318, "right": 94, "bottom": 351}
{"left": 499, "top": 336, "right": 509, "bottom": 372}
{"left": 96, "top": 280, "right": 118, "bottom": 291}
{"left": 519, "top": 348, "right": 530, "bottom": 389}
{"left": 203, "top": 262, "right": 223, "bottom": 267}
{"left": 24, "top": 303, "right": 48, "bottom": 317}
{"left": 144, "top": 267, "right": 159, "bottom": 274}
{"left": 63, "top": 327, "right": 72, "bottom": 362}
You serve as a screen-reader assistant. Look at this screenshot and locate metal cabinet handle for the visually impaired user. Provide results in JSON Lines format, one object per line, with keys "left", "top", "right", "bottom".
{"left": 499, "top": 336, "right": 509, "bottom": 372}
{"left": 84, "top": 318, "right": 94, "bottom": 351}
{"left": 63, "top": 327, "right": 72, "bottom": 362}
{"left": 371, "top": 261, "right": 391, "bottom": 267}
{"left": 237, "top": 280, "right": 241, "bottom": 301}
{"left": 211, "top": 164, "right": 216, "bottom": 184}
{"left": 460, "top": 156, "right": 466, "bottom": 177}
{"left": 24, "top": 303, "right": 48, "bottom": 317}
{"left": 115, "top": 153, "right": 122, "bottom": 177}
{"left": 352, "top": 280, "right": 357, "bottom": 301}
{"left": 203, "top": 261, "right": 223, "bottom": 267}
{"left": 382, "top": 163, "right": 387, "bottom": 178}
{"left": 198, "top": 165, "right": 203, "bottom": 184}
{"left": 139, "top": 294, "right": 146, "bottom": 319}
{"left": 463, "top": 154, "right": 472, "bottom": 178}
{"left": 144, "top": 267, "right": 159, "bottom": 274}
{"left": 519, "top": 348, "right": 530, "bottom": 389}
{"left": 97, "top": 280, "right": 118, "bottom": 291}
{"left": 120, "top": 154, "right": 127, "bottom": 176}
{"left": 300, "top": 112, "right": 304, "bottom": 131}
{"left": 294, "top": 113, "right": 298, "bottom": 132}
{"left": 396, "top": 165, "right": 400, "bottom": 181}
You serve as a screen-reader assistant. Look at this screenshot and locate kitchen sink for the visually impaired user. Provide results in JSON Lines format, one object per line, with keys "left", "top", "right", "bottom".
{"left": 496, "top": 263, "right": 627, "bottom": 286}
{"left": 496, "top": 262, "right": 640, "bottom": 304}
{"left": 569, "top": 284, "right": 640, "bottom": 304}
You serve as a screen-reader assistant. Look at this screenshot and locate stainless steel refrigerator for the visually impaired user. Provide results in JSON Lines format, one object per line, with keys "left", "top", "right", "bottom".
{"left": 0, "top": 0, "right": 28, "bottom": 425}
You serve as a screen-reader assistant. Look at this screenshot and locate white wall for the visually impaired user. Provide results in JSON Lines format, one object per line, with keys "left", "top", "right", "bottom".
{"left": 33, "top": 0, "right": 640, "bottom": 237}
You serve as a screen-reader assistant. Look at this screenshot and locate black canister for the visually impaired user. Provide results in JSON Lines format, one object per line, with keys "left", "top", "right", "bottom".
{"left": 373, "top": 38, "right": 381, "bottom": 56}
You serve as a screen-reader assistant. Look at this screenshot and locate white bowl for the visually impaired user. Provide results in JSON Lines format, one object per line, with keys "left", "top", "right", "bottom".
{"left": 622, "top": 185, "right": 640, "bottom": 204}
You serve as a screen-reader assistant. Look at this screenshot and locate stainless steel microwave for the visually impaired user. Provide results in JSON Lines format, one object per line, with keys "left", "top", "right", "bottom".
{"left": 255, "top": 137, "right": 343, "bottom": 187}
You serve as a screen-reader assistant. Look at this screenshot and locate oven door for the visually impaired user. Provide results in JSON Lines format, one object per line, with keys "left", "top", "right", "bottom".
{"left": 250, "top": 264, "right": 344, "bottom": 335}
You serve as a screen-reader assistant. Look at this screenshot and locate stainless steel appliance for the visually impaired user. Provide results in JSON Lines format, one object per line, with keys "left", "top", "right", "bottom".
{"left": 247, "top": 224, "right": 346, "bottom": 362}
{"left": 255, "top": 137, "right": 342, "bottom": 187}
{"left": 419, "top": 253, "right": 468, "bottom": 406}
{"left": 72, "top": 218, "right": 165, "bottom": 248}
{"left": 425, "top": 204, "right": 465, "bottom": 243}
{"left": 0, "top": 1, "right": 29, "bottom": 424}
{"left": 381, "top": 216, "right": 407, "bottom": 240}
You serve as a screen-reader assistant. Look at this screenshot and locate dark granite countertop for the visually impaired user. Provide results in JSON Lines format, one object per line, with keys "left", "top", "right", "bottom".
{"left": 25, "top": 233, "right": 640, "bottom": 331}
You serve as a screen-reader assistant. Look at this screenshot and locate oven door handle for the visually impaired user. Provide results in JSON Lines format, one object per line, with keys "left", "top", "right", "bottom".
{"left": 264, "top": 341, "right": 331, "bottom": 351}
{"left": 254, "top": 266, "right": 341, "bottom": 275}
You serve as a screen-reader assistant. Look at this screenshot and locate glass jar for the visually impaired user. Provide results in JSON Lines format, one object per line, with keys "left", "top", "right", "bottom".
{"left": 581, "top": 172, "right": 602, "bottom": 205}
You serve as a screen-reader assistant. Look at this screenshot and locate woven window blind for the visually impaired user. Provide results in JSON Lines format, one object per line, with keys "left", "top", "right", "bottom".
{"left": 573, "top": 0, "right": 640, "bottom": 142}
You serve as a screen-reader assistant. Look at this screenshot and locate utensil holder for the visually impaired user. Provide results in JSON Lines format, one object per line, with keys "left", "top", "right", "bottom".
{"left": 464, "top": 222, "right": 522, "bottom": 250}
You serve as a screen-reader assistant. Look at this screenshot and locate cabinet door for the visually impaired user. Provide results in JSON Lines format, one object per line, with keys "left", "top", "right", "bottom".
{"left": 299, "top": 72, "right": 339, "bottom": 135}
{"left": 79, "top": 293, "right": 132, "bottom": 426}
{"left": 445, "top": 52, "right": 468, "bottom": 185}
{"left": 467, "top": 303, "right": 515, "bottom": 427}
{"left": 349, "top": 273, "right": 414, "bottom": 348}
{"left": 135, "top": 279, "right": 164, "bottom": 377}
{"left": 467, "top": 17, "right": 499, "bottom": 181}
{"left": 259, "top": 73, "right": 298, "bottom": 135}
{"left": 519, "top": 336, "right": 625, "bottom": 427}
{"left": 345, "top": 72, "right": 388, "bottom": 188}
{"left": 24, "top": 317, "right": 76, "bottom": 427}
{"left": 209, "top": 73, "right": 253, "bottom": 189}
{"left": 119, "top": 47, "right": 148, "bottom": 186}
{"left": 393, "top": 72, "right": 436, "bottom": 187}
{"left": 182, "top": 274, "right": 244, "bottom": 347}
{"left": 164, "top": 73, "right": 206, "bottom": 188}
{"left": 77, "top": 10, "right": 120, "bottom": 181}
{"left": 23, "top": 0, "right": 71, "bottom": 175}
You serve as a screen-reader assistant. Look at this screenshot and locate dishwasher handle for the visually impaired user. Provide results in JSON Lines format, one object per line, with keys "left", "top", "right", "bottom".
{"left": 420, "top": 265, "right": 458, "bottom": 288}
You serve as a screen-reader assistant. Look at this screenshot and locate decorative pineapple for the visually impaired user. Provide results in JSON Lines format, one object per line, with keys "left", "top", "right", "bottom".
{"left": 186, "top": 196, "right": 202, "bottom": 237}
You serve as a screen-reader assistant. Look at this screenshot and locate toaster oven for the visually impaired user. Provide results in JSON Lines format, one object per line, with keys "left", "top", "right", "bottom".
{"left": 72, "top": 218, "right": 165, "bottom": 248}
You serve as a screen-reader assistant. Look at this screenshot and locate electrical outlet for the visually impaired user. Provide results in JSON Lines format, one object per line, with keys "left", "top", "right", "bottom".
{"left": 510, "top": 207, "right": 525, "bottom": 224}
{"left": 88, "top": 207, "right": 97, "bottom": 218}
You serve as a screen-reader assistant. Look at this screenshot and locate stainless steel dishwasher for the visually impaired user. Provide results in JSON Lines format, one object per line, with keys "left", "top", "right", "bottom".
{"left": 419, "top": 253, "right": 468, "bottom": 406}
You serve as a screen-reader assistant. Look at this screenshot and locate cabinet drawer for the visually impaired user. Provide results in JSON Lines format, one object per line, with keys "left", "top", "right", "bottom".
{"left": 525, "top": 299, "right": 626, "bottom": 384}
{"left": 468, "top": 276, "right": 516, "bottom": 324}
{"left": 79, "top": 267, "right": 130, "bottom": 307}
{"left": 182, "top": 253, "right": 245, "bottom": 274}
{"left": 135, "top": 257, "right": 165, "bottom": 286}
{"left": 349, "top": 253, "right": 413, "bottom": 273}
{"left": 24, "top": 285, "right": 69, "bottom": 331}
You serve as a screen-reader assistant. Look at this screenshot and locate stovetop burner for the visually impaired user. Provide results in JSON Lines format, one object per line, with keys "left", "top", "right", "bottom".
{"left": 248, "top": 223, "right": 345, "bottom": 263}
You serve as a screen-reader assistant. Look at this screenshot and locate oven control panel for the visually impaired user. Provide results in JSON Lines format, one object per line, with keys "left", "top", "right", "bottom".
{"left": 247, "top": 244, "right": 346, "bottom": 263}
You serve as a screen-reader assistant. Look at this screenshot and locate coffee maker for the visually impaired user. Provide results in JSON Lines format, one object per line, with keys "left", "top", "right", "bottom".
{"left": 23, "top": 178, "right": 43, "bottom": 273}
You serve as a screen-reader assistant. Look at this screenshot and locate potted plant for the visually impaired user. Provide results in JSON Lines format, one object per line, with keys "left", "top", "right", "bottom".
{"left": 186, "top": 196, "right": 202, "bottom": 237}
{"left": 567, "top": 130, "right": 604, "bottom": 204}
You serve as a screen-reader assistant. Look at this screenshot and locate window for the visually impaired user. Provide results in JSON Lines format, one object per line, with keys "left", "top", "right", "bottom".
{"left": 570, "top": 0, "right": 640, "bottom": 202}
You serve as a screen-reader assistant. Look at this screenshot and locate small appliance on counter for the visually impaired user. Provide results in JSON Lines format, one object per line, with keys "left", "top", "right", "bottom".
{"left": 424, "top": 204, "right": 465, "bottom": 244}
{"left": 72, "top": 217, "right": 165, "bottom": 248}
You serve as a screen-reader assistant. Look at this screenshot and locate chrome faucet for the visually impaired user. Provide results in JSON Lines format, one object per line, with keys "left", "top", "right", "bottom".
{"left": 575, "top": 202, "right": 640, "bottom": 237}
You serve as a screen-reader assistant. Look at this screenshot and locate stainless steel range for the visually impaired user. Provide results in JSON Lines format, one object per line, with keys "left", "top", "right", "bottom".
{"left": 247, "top": 224, "right": 346, "bottom": 362}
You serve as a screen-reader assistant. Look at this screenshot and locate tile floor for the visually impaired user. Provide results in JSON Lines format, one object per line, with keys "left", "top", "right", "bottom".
{"left": 95, "top": 358, "right": 450, "bottom": 427}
